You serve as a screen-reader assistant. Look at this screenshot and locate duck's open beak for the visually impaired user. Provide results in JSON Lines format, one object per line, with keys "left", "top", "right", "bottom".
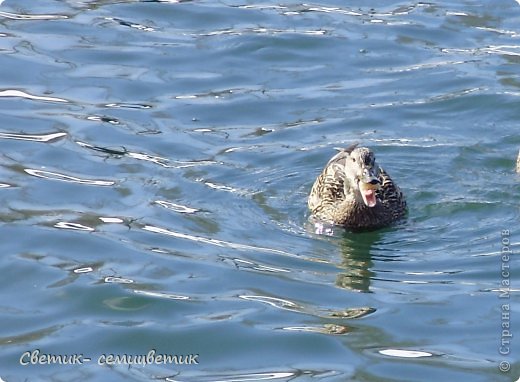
{"left": 359, "top": 173, "right": 380, "bottom": 208}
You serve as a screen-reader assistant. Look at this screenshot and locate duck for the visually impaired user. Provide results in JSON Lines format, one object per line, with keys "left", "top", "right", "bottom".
{"left": 308, "top": 143, "right": 406, "bottom": 230}
{"left": 517, "top": 150, "right": 520, "bottom": 173}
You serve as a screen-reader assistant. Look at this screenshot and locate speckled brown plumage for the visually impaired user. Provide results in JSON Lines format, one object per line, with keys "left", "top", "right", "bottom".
{"left": 308, "top": 144, "right": 406, "bottom": 230}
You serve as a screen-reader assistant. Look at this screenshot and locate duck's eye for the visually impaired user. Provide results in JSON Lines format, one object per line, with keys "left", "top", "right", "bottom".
{"left": 351, "top": 157, "right": 356, "bottom": 163}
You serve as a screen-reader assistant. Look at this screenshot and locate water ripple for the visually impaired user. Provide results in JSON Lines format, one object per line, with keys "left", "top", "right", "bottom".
{"left": 77, "top": 140, "right": 216, "bottom": 168}
{"left": 142, "top": 224, "right": 297, "bottom": 257}
{"left": 282, "top": 324, "right": 351, "bottom": 335}
{"left": 24, "top": 169, "right": 115, "bottom": 186}
{"left": 476, "top": 26, "right": 520, "bottom": 38}
{"left": 0, "top": 131, "right": 66, "bottom": 142}
{"left": 238, "top": 294, "right": 376, "bottom": 321}
{"left": 238, "top": 4, "right": 362, "bottom": 17}
{"left": 368, "top": 87, "right": 485, "bottom": 108}
{"left": 239, "top": 295, "right": 303, "bottom": 312}
{"left": 372, "top": 347, "right": 498, "bottom": 368}
{"left": 54, "top": 222, "right": 95, "bottom": 231}
{"left": 133, "top": 289, "right": 190, "bottom": 300}
{"left": 165, "top": 371, "right": 296, "bottom": 382}
{"left": 99, "top": 217, "right": 125, "bottom": 224}
{"left": 104, "top": 276, "right": 134, "bottom": 284}
{"left": 371, "top": 59, "right": 474, "bottom": 74}
{"left": 0, "top": 11, "right": 68, "bottom": 20}
{"left": 103, "top": 102, "right": 152, "bottom": 109}
{"left": 105, "top": 17, "right": 156, "bottom": 32}
{"left": 0, "top": 89, "right": 68, "bottom": 103}
{"left": 0, "top": 325, "right": 64, "bottom": 346}
{"left": 378, "top": 349, "right": 434, "bottom": 358}
{"left": 485, "top": 44, "right": 520, "bottom": 57}
{"left": 85, "top": 115, "right": 120, "bottom": 125}
{"left": 228, "top": 258, "right": 290, "bottom": 274}
{"left": 154, "top": 200, "right": 200, "bottom": 214}
{"left": 200, "top": 27, "right": 327, "bottom": 37}
{"left": 73, "top": 267, "right": 94, "bottom": 274}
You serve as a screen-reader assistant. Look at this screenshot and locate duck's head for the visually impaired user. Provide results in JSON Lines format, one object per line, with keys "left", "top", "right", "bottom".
{"left": 341, "top": 145, "right": 381, "bottom": 208}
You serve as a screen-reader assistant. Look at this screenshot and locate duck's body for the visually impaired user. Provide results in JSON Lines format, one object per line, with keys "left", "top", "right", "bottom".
{"left": 516, "top": 150, "right": 520, "bottom": 173}
{"left": 308, "top": 144, "right": 406, "bottom": 230}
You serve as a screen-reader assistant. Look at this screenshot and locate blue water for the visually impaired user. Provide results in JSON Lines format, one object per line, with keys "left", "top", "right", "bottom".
{"left": 0, "top": 1, "right": 519, "bottom": 381}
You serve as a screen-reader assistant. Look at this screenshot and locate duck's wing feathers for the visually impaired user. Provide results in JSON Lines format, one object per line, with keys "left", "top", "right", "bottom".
{"left": 308, "top": 150, "right": 350, "bottom": 212}
{"left": 377, "top": 166, "right": 406, "bottom": 212}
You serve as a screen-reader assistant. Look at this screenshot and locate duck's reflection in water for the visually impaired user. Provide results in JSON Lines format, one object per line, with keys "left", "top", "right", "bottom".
{"left": 335, "top": 231, "right": 382, "bottom": 293}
